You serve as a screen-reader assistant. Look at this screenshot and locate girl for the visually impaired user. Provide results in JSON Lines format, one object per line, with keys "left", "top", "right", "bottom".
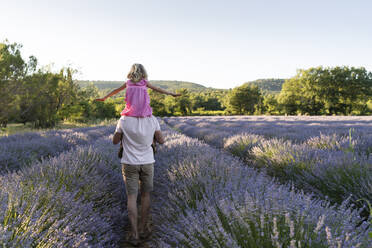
{"left": 95, "top": 63, "right": 180, "bottom": 152}
{"left": 95, "top": 63, "right": 180, "bottom": 114}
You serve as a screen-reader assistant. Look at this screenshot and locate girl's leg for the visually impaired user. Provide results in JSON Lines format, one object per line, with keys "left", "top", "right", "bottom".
{"left": 151, "top": 136, "right": 156, "bottom": 154}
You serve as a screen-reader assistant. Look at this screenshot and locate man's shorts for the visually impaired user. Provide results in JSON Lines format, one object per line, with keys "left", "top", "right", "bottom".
{"left": 121, "top": 163, "right": 154, "bottom": 195}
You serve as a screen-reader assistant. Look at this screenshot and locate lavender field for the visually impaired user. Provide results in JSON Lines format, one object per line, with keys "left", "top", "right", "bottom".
{"left": 0, "top": 126, "right": 115, "bottom": 174}
{"left": 163, "top": 116, "right": 372, "bottom": 213}
{"left": 0, "top": 118, "right": 371, "bottom": 247}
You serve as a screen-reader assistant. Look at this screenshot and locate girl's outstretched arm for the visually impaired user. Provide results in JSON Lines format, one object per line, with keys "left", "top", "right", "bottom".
{"left": 147, "top": 82, "right": 181, "bottom": 97}
{"left": 95, "top": 83, "right": 127, "bottom": 101}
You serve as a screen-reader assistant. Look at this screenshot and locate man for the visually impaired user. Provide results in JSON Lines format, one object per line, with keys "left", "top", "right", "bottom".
{"left": 113, "top": 115, "right": 165, "bottom": 246}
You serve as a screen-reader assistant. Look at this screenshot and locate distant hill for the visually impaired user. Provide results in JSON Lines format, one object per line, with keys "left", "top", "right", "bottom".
{"left": 76, "top": 80, "right": 208, "bottom": 92}
{"left": 76, "top": 78, "right": 286, "bottom": 94}
{"left": 243, "top": 79, "right": 285, "bottom": 94}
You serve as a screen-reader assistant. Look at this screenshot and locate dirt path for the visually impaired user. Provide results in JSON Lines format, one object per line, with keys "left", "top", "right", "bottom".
{"left": 118, "top": 201, "right": 153, "bottom": 248}
{"left": 118, "top": 183, "right": 165, "bottom": 247}
{"left": 117, "top": 141, "right": 172, "bottom": 247}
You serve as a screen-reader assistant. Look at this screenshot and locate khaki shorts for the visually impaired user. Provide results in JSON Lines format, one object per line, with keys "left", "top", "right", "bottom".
{"left": 121, "top": 163, "right": 154, "bottom": 195}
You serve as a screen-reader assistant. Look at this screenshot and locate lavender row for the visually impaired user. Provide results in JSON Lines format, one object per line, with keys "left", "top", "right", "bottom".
{"left": 151, "top": 122, "right": 371, "bottom": 247}
{"left": 0, "top": 127, "right": 127, "bottom": 247}
{"left": 163, "top": 116, "right": 372, "bottom": 157}
{"left": 163, "top": 117, "right": 372, "bottom": 215}
{"left": 164, "top": 116, "right": 372, "bottom": 149}
{"left": 0, "top": 125, "right": 115, "bottom": 174}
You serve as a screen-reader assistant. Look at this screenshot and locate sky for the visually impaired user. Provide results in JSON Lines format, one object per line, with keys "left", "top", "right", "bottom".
{"left": 1, "top": 0, "right": 371, "bottom": 89}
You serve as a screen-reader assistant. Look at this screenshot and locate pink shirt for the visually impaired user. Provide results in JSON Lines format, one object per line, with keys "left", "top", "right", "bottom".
{"left": 121, "top": 79, "right": 152, "bottom": 117}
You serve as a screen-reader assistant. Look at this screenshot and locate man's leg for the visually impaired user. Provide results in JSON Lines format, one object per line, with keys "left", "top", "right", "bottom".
{"left": 138, "top": 163, "right": 154, "bottom": 235}
{"left": 122, "top": 164, "right": 140, "bottom": 240}
{"left": 127, "top": 194, "right": 139, "bottom": 239}
{"left": 139, "top": 192, "right": 150, "bottom": 233}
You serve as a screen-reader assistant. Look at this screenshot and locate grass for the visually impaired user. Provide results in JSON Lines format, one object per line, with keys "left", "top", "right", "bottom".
{"left": 0, "top": 119, "right": 117, "bottom": 137}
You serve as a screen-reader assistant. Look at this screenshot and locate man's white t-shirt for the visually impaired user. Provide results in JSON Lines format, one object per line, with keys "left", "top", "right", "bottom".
{"left": 115, "top": 115, "right": 160, "bottom": 165}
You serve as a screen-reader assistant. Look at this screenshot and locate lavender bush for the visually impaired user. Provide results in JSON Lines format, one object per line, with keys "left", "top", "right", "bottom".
{"left": 1, "top": 118, "right": 371, "bottom": 247}
{"left": 0, "top": 127, "right": 127, "bottom": 247}
{"left": 163, "top": 116, "right": 372, "bottom": 215}
{"left": 0, "top": 126, "right": 114, "bottom": 174}
{"left": 151, "top": 122, "right": 371, "bottom": 247}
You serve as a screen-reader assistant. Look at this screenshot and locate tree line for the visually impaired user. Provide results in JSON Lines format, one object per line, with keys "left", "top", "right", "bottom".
{"left": 1, "top": 40, "right": 371, "bottom": 128}
{"left": 150, "top": 67, "right": 372, "bottom": 116}
{"left": 0, "top": 41, "right": 115, "bottom": 128}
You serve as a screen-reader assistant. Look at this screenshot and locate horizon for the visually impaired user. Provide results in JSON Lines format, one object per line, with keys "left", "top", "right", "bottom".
{"left": 76, "top": 78, "right": 286, "bottom": 90}
{"left": 1, "top": 0, "right": 371, "bottom": 89}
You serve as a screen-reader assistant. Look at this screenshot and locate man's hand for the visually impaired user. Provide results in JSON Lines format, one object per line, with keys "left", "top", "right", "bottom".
{"left": 154, "top": 130, "right": 165, "bottom": 144}
{"left": 113, "top": 132, "right": 123, "bottom": 144}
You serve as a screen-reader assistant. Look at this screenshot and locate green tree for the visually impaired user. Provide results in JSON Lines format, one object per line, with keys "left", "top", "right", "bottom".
{"left": 278, "top": 66, "right": 372, "bottom": 115}
{"left": 203, "top": 94, "right": 223, "bottom": 110}
{"left": 149, "top": 89, "right": 168, "bottom": 116}
{"left": 227, "top": 84, "right": 263, "bottom": 115}
{"left": 90, "top": 100, "right": 116, "bottom": 120}
{"left": 58, "top": 82, "right": 100, "bottom": 122}
{"left": 1, "top": 40, "right": 122, "bottom": 126}
{"left": 190, "top": 93, "right": 204, "bottom": 111}
{"left": 163, "top": 96, "right": 176, "bottom": 115}
{"left": 20, "top": 69, "right": 79, "bottom": 128}
{"left": 0, "top": 41, "right": 36, "bottom": 127}
{"left": 263, "top": 94, "right": 280, "bottom": 114}
{"left": 189, "top": 91, "right": 226, "bottom": 112}
{"left": 174, "top": 88, "right": 192, "bottom": 115}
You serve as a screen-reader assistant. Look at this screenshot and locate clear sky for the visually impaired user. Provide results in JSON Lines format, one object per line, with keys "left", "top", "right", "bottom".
{"left": 1, "top": 0, "right": 371, "bottom": 89}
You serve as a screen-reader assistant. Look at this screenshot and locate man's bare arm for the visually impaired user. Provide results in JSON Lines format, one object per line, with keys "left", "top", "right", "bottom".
{"left": 113, "top": 132, "right": 122, "bottom": 145}
{"left": 154, "top": 130, "right": 165, "bottom": 144}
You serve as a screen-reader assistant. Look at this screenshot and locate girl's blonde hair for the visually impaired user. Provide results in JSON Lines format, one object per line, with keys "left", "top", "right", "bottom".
{"left": 127, "top": 63, "right": 148, "bottom": 82}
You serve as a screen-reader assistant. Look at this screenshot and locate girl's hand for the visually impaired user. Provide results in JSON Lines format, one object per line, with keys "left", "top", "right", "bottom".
{"left": 95, "top": 98, "right": 105, "bottom": 102}
{"left": 172, "top": 93, "right": 181, "bottom": 97}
